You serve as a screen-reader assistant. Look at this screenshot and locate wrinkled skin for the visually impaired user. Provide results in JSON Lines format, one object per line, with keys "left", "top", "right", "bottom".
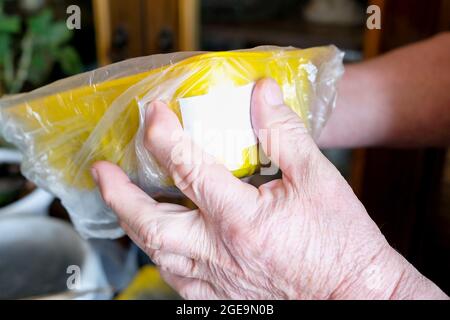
{"left": 92, "top": 79, "right": 447, "bottom": 300}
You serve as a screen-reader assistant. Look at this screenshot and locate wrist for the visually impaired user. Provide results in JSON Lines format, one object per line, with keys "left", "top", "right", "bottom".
{"left": 387, "top": 251, "right": 449, "bottom": 300}
{"left": 333, "top": 244, "right": 448, "bottom": 300}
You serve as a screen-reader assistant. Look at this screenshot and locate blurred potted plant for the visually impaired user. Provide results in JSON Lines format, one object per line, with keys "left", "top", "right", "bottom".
{"left": 0, "top": 0, "right": 83, "bottom": 213}
{"left": 0, "top": 0, "right": 83, "bottom": 94}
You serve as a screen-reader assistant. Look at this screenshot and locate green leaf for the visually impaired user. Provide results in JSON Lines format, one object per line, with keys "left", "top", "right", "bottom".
{"left": 27, "top": 9, "right": 52, "bottom": 34}
{"left": 27, "top": 50, "right": 52, "bottom": 86}
{"left": 0, "top": 15, "right": 21, "bottom": 33}
{"left": 0, "top": 33, "right": 11, "bottom": 62}
{"left": 57, "top": 46, "right": 83, "bottom": 75}
{"left": 3, "top": 48, "right": 14, "bottom": 92}
{"left": 46, "top": 22, "right": 73, "bottom": 46}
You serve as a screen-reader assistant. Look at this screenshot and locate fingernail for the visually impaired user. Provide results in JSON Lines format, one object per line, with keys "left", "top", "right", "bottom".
{"left": 90, "top": 167, "right": 99, "bottom": 184}
{"left": 263, "top": 80, "right": 283, "bottom": 106}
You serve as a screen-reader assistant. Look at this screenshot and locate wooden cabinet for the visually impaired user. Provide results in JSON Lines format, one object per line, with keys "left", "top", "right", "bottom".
{"left": 92, "top": 0, "right": 199, "bottom": 66}
{"left": 353, "top": 0, "right": 450, "bottom": 293}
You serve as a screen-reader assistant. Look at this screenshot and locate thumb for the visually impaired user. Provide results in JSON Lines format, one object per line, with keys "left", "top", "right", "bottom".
{"left": 251, "top": 78, "right": 323, "bottom": 181}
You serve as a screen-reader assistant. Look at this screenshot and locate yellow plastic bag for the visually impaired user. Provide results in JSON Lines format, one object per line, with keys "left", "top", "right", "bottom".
{"left": 0, "top": 46, "right": 344, "bottom": 238}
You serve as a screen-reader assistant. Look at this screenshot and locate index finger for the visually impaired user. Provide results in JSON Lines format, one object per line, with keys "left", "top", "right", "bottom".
{"left": 143, "top": 101, "right": 259, "bottom": 218}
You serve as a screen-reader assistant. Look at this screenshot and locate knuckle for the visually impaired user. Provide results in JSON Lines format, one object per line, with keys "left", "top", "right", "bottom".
{"left": 291, "top": 152, "right": 315, "bottom": 180}
{"left": 150, "top": 250, "right": 161, "bottom": 265}
{"left": 158, "top": 254, "right": 204, "bottom": 282}
{"left": 285, "top": 156, "right": 317, "bottom": 197}
{"left": 161, "top": 257, "right": 185, "bottom": 276}
{"left": 184, "top": 258, "right": 199, "bottom": 278}
{"left": 172, "top": 163, "right": 203, "bottom": 194}
{"left": 269, "top": 105, "right": 305, "bottom": 134}
{"left": 138, "top": 220, "right": 163, "bottom": 251}
{"left": 283, "top": 124, "right": 312, "bottom": 152}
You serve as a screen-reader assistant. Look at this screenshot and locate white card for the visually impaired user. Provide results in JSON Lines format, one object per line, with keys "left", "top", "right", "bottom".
{"left": 178, "top": 83, "right": 257, "bottom": 170}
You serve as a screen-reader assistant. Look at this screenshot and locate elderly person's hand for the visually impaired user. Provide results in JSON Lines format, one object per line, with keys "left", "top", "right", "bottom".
{"left": 91, "top": 79, "right": 447, "bottom": 299}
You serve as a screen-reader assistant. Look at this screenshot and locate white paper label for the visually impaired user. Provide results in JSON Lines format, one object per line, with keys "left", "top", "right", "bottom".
{"left": 178, "top": 83, "right": 257, "bottom": 170}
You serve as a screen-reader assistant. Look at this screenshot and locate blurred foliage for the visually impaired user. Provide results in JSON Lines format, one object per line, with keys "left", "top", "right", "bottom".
{"left": 0, "top": 0, "right": 83, "bottom": 94}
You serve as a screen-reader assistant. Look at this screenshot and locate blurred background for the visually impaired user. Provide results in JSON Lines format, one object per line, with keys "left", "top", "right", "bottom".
{"left": 0, "top": 0, "right": 449, "bottom": 299}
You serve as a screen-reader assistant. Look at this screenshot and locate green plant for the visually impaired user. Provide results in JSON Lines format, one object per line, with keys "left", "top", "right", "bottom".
{"left": 0, "top": 0, "right": 83, "bottom": 94}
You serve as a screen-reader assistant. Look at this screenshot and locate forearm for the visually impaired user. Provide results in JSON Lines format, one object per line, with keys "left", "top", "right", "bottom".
{"left": 319, "top": 32, "right": 450, "bottom": 148}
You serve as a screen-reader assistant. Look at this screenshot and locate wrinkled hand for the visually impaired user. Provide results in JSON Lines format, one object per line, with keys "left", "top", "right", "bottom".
{"left": 92, "top": 79, "right": 447, "bottom": 300}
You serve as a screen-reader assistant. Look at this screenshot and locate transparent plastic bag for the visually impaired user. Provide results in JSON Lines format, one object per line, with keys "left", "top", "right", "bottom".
{"left": 0, "top": 46, "right": 344, "bottom": 238}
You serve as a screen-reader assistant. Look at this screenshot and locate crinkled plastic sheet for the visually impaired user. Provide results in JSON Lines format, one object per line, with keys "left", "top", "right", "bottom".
{"left": 0, "top": 46, "right": 344, "bottom": 238}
